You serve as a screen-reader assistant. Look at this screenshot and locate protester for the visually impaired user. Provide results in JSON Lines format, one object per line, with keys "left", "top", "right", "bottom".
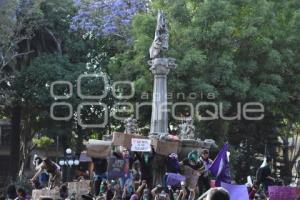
{"left": 180, "top": 150, "right": 203, "bottom": 200}
{"left": 118, "top": 148, "right": 135, "bottom": 189}
{"left": 163, "top": 153, "right": 180, "bottom": 188}
{"left": 74, "top": 165, "right": 89, "bottom": 180}
{"left": 31, "top": 157, "right": 61, "bottom": 189}
{"left": 256, "top": 157, "right": 275, "bottom": 192}
{"left": 129, "top": 180, "right": 148, "bottom": 200}
{"left": 177, "top": 181, "right": 189, "bottom": 200}
{"left": 90, "top": 157, "right": 108, "bottom": 196}
{"left": 111, "top": 180, "right": 123, "bottom": 200}
{"left": 99, "top": 180, "right": 109, "bottom": 196}
{"left": 132, "top": 162, "right": 141, "bottom": 188}
{"left": 32, "top": 156, "right": 49, "bottom": 189}
{"left": 198, "top": 149, "right": 213, "bottom": 195}
{"left": 205, "top": 187, "right": 230, "bottom": 200}
{"left": 26, "top": 143, "right": 279, "bottom": 200}
{"left": 135, "top": 151, "right": 154, "bottom": 189}
{"left": 141, "top": 187, "right": 151, "bottom": 200}
{"left": 166, "top": 185, "right": 175, "bottom": 200}
{"left": 181, "top": 151, "right": 203, "bottom": 171}
{"left": 59, "top": 184, "right": 68, "bottom": 199}
{"left": 6, "top": 184, "right": 17, "bottom": 200}
{"left": 151, "top": 185, "right": 170, "bottom": 200}
{"left": 247, "top": 183, "right": 258, "bottom": 200}
{"left": 15, "top": 188, "right": 29, "bottom": 200}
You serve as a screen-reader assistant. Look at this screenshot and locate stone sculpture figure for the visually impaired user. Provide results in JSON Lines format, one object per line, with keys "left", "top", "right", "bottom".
{"left": 149, "top": 10, "right": 169, "bottom": 59}
{"left": 124, "top": 117, "right": 138, "bottom": 134}
{"left": 179, "top": 118, "right": 195, "bottom": 139}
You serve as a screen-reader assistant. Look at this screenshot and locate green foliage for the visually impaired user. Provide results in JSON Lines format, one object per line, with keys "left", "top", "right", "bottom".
{"left": 107, "top": 0, "right": 300, "bottom": 182}
{"left": 32, "top": 136, "right": 55, "bottom": 148}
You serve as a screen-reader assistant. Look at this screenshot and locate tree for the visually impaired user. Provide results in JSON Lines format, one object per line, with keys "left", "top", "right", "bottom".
{"left": 0, "top": 0, "right": 87, "bottom": 180}
{"left": 108, "top": 0, "right": 300, "bottom": 182}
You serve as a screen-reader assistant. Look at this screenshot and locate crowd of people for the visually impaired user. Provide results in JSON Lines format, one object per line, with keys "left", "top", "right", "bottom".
{"left": 1, "top": 147, "right": 278, "bottom": 200}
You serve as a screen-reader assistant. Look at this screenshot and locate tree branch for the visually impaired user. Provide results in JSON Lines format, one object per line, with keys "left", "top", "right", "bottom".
{"left": 1, "top": 50, "right": 34, "bottom": 72}
{"left": 44, "top": 27, "right": 62, "bottom": 55}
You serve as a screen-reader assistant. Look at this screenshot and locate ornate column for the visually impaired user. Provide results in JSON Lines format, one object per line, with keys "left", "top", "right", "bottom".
{"left": 148, "top": 10, "right": 176, "bottom": 137}
{"left": 149, "top": 58, "right": 175, "bottom": 136}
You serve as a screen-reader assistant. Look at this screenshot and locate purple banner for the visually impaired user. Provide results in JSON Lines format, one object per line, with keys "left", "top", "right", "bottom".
{"left": 221, "top": 182, "right": 249, "bottom": 200}
{"left": 268, "top": 186, "right": 297, "bottom": 200}
{"left": 166, "top": 173, "right": 186, "bottom": 186}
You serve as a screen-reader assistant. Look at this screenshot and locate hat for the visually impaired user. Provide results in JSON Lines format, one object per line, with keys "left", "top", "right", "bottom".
{"left": 188, "top": 150, "right": 199, "bottom": 162}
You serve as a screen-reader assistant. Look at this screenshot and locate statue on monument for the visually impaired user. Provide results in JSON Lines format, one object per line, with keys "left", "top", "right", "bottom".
{"left": 124, "top": 116, "right": 138, "bottom": 134}
{"left": 179, "top": 118, "right": 195, "bottom": 139}
{"left": 149, "top": 10, "right": 169, "bottom": 59}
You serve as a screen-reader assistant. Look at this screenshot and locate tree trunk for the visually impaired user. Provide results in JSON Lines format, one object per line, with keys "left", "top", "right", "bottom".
{"left": 282, "top": 138, "right": 292, "bottom": 184}
{"left": 9, "top": 104, "right": 21, "bottom": 181}
{"left": 75, "top": 123, "right": 84, "bottom": 155}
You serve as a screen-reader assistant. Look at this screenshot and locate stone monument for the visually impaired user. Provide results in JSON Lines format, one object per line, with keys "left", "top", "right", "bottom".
{"left": 179, "top": 118, "right": 196, "bottom": 140}
{"left": 124, "top": 116, "right": 138, "bottom": 134}
{"left": 149, "top": 10, "right": 176, "bottom": 137}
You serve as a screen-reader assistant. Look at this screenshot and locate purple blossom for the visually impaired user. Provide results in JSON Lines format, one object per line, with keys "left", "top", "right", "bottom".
{"left": 70, "top": 0, "right": 148, "bottom": 36}
{"left": 73, "top": 0, "right": 81, "bottom": 6}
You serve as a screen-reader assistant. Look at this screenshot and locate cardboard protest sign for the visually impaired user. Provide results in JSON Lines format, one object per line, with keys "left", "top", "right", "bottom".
{"left": 181, "top": 165, "right": 200, "bottom": 189}
{"left": 107, "top": 156, "right": 125, "bottom": 179}
{"left": 68, "top": 180, "right": 90, "bottom": 199}
{"left": 151, "top": 138, "right": 179, "bottom": 156}
{"left": 131, "top": 138, "right": 151, "bottom": 152}
{"left": 112, "top": 132, "right": 125, "bottom": 146}
{"left": 221, "top": 182, "right": 249, "bottom": 200}
{"left": 86, "top": 139, "right": 111, "bottom": 159}
{"left": 112, "top": 132, "right": 147, "bottom": 149}
{"left": 32, "top": 188, "right": 60, "bottom": 200}
{"left": 268, "top": 186, "right": 297, "bottom": 200}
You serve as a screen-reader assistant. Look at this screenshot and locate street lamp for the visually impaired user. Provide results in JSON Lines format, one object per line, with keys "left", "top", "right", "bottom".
{"left": 66, "top": 148, "right": 72, "bottom": 154}
{"left": 59, "top": 148, "right": 79, "bottom": 182}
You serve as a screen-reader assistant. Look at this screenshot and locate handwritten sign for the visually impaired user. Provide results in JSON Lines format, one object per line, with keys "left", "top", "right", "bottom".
{"left": 131, "top": 138, "right": 151, "bottom": 152}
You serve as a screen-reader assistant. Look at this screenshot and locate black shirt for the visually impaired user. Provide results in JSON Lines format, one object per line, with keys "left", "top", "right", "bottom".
{"left": 92, "top": 158, "right": 108, "bottom": 174}
{"left": 261, "top": 165, "right": 272, "bottom": 182}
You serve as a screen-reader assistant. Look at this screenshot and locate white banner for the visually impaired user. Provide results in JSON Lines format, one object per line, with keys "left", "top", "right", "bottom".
{"left": 131, "top": 138, "right": 151, "bottom": 152}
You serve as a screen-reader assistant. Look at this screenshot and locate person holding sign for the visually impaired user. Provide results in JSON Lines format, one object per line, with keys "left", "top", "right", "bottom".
{"left": 180, "top": 151, "right": 203, "bottom": 200}
{"left": 135, "top": 150, "right": 155, "bottom": 189}
{"left": 163, "top": 153, "right": 182, "bottom": 188}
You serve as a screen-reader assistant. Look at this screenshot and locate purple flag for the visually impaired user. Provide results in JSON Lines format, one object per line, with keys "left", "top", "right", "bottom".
{"left": 221, "top": 182, "right": 249, "bottom": 200}
{"left": 209, "top": 143, "right": 231, "bottom": 186}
